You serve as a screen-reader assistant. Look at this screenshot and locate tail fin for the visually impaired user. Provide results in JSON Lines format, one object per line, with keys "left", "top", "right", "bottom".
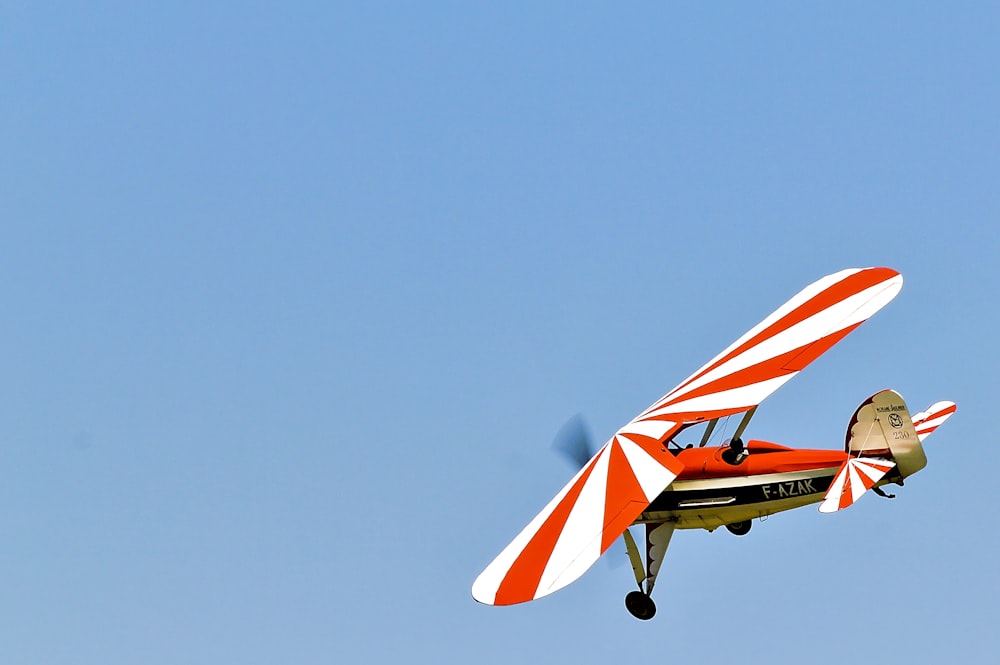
{"left": 822, "top": 390, "right": 954, "bottom": 513}
{"left": 844, "top": 389, "right": 925, "bottom": 477}
{"left": 912, "top": 401, "right": 957, "bottom": 442}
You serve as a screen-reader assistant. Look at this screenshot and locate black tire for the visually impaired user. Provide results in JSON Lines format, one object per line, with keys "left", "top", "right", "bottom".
{"left": 725, "top": 520, "right": 751, "bottom": 536}
{"left": 624, "top": 590, "right": 656, "bottom": 620}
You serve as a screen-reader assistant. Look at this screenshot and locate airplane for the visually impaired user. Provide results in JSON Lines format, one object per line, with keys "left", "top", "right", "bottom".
{"left": 471, "top": 267, "right": 956, "bottom": 620}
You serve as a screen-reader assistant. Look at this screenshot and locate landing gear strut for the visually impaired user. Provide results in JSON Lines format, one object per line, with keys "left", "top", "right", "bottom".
{"left": 621, "top": 523, "right": 674, "bottom": 621}
{"left": 625, "top": 590, "right": 656, "bottom": 620}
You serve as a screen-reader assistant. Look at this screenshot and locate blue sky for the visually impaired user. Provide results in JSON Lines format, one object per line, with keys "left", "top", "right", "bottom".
{"left": 1, "top": 3, "right": 997, "bottom": 663}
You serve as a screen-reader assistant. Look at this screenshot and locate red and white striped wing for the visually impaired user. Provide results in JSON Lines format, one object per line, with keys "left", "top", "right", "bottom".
{"left": 912, "top": 401, "right": 957, "bottom": 442}
{"left": 819, "top": 457, "right": 896, "bottom": 513}
{"left": 637, "top": 267, "right": 903, "bottom": 424}
{"left": 473, "top": 267, "right": 903, "bottom": 606}
{"left": 472, "top": 422, "right": 684, "bottom": 605}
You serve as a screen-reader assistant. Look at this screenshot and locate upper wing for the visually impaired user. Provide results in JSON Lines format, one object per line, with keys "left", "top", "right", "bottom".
{"left": 472, "top": 267, "right": 903, "bottom": 606}
{"left": 636, "top": 267, "right": 903, "bottom": 425}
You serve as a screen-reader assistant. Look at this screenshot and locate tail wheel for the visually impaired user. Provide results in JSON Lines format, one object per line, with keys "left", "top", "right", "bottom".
{"left": 624, "top": 591, "right": 656, "bottom": 620}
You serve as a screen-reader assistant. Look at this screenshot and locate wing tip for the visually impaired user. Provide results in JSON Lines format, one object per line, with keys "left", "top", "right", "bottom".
{"left": 851, "top": 267, "right": 904, "bottom": 320}
{"left": 861, "top": 265, "right": 901, "bottom": 277}
{"left": 854, "top": 266, "right": 903, "bottom": 294}
{"left": 472, "top": 575, "right": 546, "bottom": 606}
{"left": 471, "top": 574, "right": 499, "bottom": 606}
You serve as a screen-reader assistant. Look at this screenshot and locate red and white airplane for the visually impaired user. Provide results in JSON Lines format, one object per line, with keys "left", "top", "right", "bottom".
{"left": 472, "top": 267, "right": 956, "bottom": 620}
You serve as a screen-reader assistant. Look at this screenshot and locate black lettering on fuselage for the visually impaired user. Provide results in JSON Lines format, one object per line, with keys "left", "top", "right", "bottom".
{"left": 761, "top": 478, "right": 818, "bottom": 501}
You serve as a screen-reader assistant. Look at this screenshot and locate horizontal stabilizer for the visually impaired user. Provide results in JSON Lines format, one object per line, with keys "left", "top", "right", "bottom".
{"left": 819, "top": 457, "right": 896, "bottom": 513}
{"left": 912, "top": 401, "right": 957, "bottom": 442}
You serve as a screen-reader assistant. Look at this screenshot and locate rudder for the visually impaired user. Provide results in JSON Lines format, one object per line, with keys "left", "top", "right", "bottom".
{"left": 844, "top": 389, "right": 925, "bottom": 478}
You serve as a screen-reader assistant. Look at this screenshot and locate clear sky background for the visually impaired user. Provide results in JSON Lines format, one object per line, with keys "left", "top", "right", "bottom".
{"left": 2, "top": 3, "right": 997, "bottom": 663}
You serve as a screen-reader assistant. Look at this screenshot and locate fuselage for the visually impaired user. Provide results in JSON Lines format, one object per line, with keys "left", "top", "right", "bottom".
{"left": 637, "top": 440, "right": 849, "bottom": 530}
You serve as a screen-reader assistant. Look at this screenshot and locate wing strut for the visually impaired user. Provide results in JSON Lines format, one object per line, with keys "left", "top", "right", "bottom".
{"left": 730, "top": 406, "right": 757, "bottom": 444}
{"left": 697, "top": 418, "right": 719, "bottom": 447}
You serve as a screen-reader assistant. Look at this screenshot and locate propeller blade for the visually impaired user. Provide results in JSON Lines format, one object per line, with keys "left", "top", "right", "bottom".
{"left": 551, "top": 414, "right": 595, "bottom": 470}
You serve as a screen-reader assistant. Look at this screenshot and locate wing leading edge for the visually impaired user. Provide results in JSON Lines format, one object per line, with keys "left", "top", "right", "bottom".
{"left": 472, "top": 267, "right": 903, "bottom": 606}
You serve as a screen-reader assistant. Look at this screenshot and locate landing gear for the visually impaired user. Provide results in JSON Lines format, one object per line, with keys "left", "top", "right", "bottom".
{"left": 625, "top": 590, "right": 656, "bottom": 620}
{"left": 725, "top": 520, "right": 752, "bottom": 536}
{"left": 621, "top": 523, "right": 674, "bottom": 621}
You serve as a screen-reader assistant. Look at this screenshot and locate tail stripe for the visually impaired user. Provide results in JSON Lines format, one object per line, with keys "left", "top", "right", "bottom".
{"left": 912, "top": 401, "right": 957, "bottom": 442}
{"left": 819, "top": 457, "right": 895, "bottom": 513}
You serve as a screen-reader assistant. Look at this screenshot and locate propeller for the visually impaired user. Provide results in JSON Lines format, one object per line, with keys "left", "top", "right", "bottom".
{"left": 551, "top": 414, "right": 596, "bottom": 470}
{"left": 551, "top": 414, "right": 628, "bottom": 569}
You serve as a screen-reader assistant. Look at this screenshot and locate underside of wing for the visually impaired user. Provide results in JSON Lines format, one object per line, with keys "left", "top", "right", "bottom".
{"left": 472, "top": 421, "right": 684, "bottom": 606}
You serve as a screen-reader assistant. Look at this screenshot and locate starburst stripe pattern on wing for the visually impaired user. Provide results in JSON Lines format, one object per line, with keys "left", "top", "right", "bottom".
{"left": 819, "top": 457, "right": 896, "bottom": 513}
{"left": 911, "top": 401, "right": 957, "bottom": 442}
{"left": 472, "top": 422, "right": 684, "bottom": 606}
{"left": 637, "top": 267, "right": 903, "bottom": 424}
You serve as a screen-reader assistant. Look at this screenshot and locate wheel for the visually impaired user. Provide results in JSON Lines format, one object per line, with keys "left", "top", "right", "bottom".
{"left": 624, "top": 590, "right": 656, "bottom": 620}
{"left": 725, "top": 520, "right": 751, "bottom": 536}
